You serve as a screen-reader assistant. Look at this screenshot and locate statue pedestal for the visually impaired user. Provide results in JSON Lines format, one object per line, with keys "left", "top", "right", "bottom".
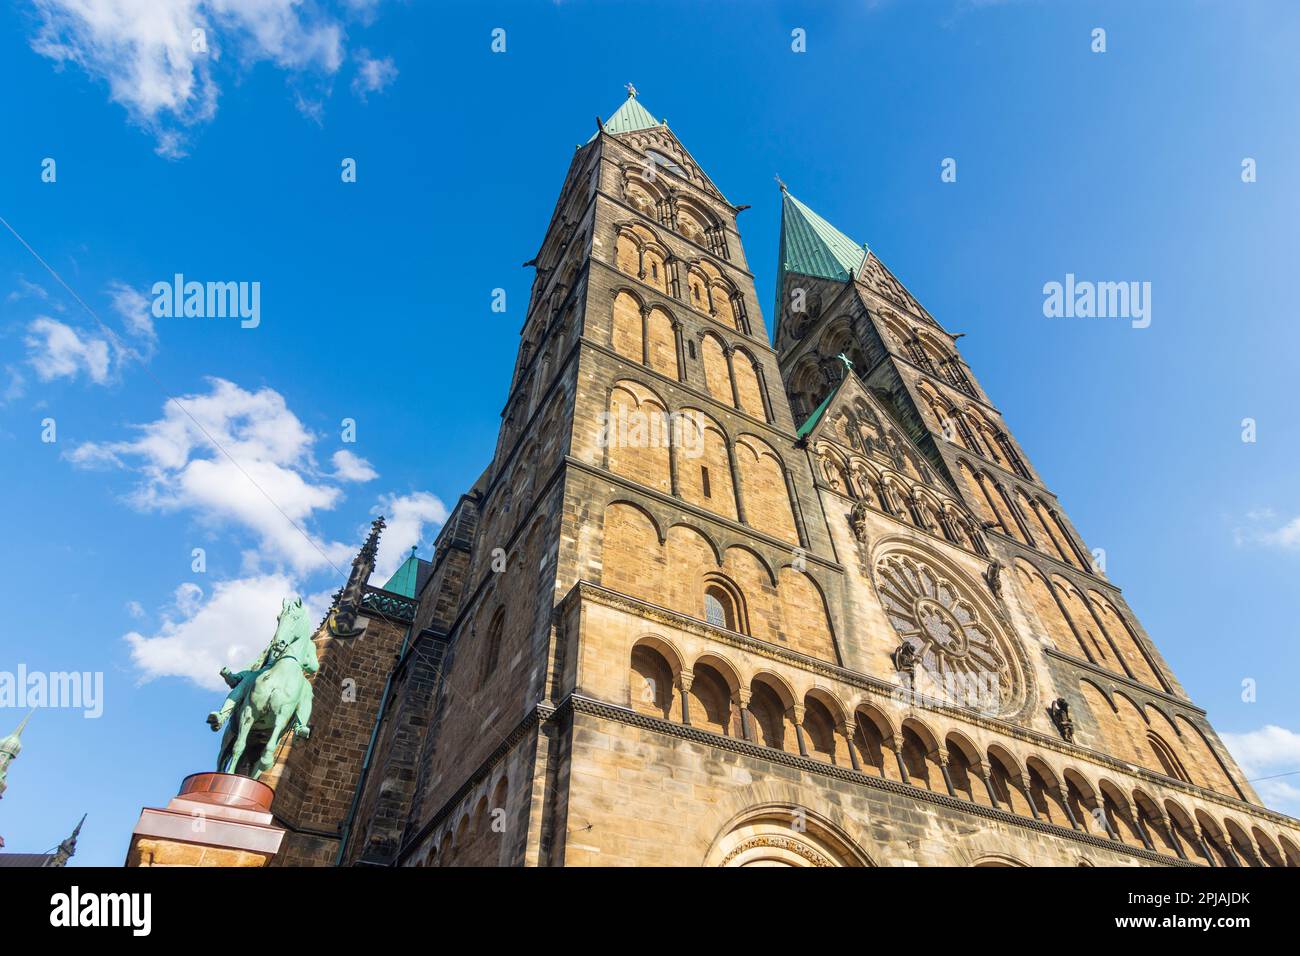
{"left": 126, "top": 772, "right": 285, "bottom": 867}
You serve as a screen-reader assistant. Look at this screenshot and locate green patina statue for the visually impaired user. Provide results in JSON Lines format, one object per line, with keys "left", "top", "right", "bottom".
{"left": 207, "top": 596, "right": 318, "bottom": 780}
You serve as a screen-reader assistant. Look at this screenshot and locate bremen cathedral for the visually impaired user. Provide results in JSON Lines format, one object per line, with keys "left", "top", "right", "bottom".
{"left": 251, "top": 89, "right": 1298, "bottom": 868}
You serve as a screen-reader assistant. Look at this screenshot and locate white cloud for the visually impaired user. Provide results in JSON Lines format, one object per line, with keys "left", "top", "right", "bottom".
{"left": 342, "top": 0, "right": 381, "bottom": 24}
{"left": 1234, "top": 510, "right": 1300, "bottom": 550}
{"left": 18, "top": 281, "right": 156, "bottom": 389}
{"left": 7, "top": 277, "right": 50, "bottom": 303}
{"left": 1260, "top": 518, "right": 1300, "bottom": 549}
{"left": 351, "top": 48, "right": 396, "bottom": 100}
{"left": 25, "top": 317, "right": 112, "bottom": 384}
{"left": 68, "top": 377, "right": 353, "bottom": 572}
{"left": 125, "top": 573, "right": 319, "bottom": 689}
{"left": 30, "top": 0, "right": 369, "bottom": 156}
{"left": 3, "top": 366, "right": 29, "bottom": 403}
{"left": 1221, "top": 725, "right": 1300, "bottom": 816}
{"left": 331, "top": 448, "right": 377, "bottom": 482}
{"left": 107, "top": 280, "right": 156, "bottom": 351}
{"left": 372, "top": 490, "right": 447, "bottom": 580}
{"left": 125, "top": 599, "right": 145, "bottom": 618}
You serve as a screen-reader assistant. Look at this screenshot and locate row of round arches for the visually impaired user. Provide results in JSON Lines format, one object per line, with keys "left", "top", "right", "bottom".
{"left": 613, "top": 222, "right": 751, "bottom": 336}
{"left": 610, "top": 288, "right": 772, "bottom": 422}
{"left": 604, "top": 379, "right": 803, "bottom": 546}
{"left": 628, "top": 638, "right": 1298, "bottom": 867}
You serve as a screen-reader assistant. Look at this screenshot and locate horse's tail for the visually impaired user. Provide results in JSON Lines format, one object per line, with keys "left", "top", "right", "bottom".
{"left": 217, "top": 726, "right": 235, "bottom": 774}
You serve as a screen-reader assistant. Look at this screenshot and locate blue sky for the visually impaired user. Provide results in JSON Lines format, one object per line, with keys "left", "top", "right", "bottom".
{"left": 1, "top": 0, "right": 1297, "bottom": 866}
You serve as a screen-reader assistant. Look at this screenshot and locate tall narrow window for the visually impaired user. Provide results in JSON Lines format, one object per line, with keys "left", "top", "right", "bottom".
{"left": 688, "top": 340, "right": 696, "bottom": 360}
{"left": 701, "top": 466, "right": 712, "bottom": 498}
{"left": 704, "top": 584, "right": 736, "bottom": 630}
{"left": 704, "top": 591, "right": 725, "bottom": 627}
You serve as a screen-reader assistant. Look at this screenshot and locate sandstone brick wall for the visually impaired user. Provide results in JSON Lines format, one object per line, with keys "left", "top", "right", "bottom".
{"left": 314, "top": 119, "right": 1294, "bottom": 868}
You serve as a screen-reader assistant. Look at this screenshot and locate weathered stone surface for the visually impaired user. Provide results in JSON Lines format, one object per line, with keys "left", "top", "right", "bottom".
{"left": 275, "top": 100, "right": 1300, "bottom": 868}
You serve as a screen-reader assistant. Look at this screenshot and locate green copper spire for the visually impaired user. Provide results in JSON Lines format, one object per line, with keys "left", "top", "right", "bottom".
{"left": 775, "top": 188, "right": 871, "bottom": 344}
{"left": 383, "top": 546, "right": 422, "bottom": 597}
{"left": 0, "top": 709, "right": 34, "bottom": 799}
{"left": 778, "top": 189, "right": 869, "bottom": 283}
{"left": 595, "top": 83, "right": 663, "bottom": 139}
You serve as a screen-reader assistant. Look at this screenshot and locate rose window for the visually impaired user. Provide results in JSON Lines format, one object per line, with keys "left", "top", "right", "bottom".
{"left": 875, "top": 552, "right": 1022, "bottom": 714}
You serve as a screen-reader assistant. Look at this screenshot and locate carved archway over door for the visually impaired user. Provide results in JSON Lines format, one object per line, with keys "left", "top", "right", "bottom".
{"left": 704, "top": 804, "right": 871, "bottom": 867}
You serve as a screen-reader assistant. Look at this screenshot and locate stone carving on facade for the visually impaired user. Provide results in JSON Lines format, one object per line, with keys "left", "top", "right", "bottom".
{"left": 719, "top": 835, "right": 834, "bottom": 868}
{"left": 983, "top": 560, "right": 1003, "bottom": 601}
{"left": 850, "top": 499, "right": 871, "bottom": 544}
{"left": 1048, "top": 698, "right": 1075, "bottom": 743}
{"left": 891, "top": 641, "right": 918, "bottom": 684}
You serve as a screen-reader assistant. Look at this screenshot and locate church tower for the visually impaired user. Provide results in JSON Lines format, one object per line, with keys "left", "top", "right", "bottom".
{"left": 334, "top": 89, "right": 1300, "bottom": 868}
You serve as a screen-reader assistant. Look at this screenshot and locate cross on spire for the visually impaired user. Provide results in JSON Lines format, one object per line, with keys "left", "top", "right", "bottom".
{"left": 836, "top": 352, "right": 854, "bottom": 374}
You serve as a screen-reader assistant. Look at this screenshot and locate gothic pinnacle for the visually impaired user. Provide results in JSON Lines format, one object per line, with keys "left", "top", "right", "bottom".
{"left": 329, "top": 516, "right": 386, "bottom": 638}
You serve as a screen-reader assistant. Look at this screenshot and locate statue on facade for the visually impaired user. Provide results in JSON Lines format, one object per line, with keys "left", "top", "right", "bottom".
{"left": 983, "top": 559, "right": 1003, "bottom": 600}
{"left": 850, "top": 499, "right": 871, "bottom": 543}
{"left": 891, "top": 641, "right": 918, "bottom": 683}
{"left": 208, "top": 596, "right": 319, "bottom": 780}
{"left": 1048, "top": 697, "right": 1074, "bottom": 743}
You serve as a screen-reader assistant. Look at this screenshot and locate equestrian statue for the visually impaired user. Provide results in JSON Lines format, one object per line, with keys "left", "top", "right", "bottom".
{"left": 207, "top": 596, "right": 318, "bottom": 780}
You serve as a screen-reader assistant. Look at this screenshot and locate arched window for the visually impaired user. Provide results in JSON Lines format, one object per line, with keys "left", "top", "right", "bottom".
{"left": 702, "top": 577, "right": 746, "bottom": 633}
{"left": 704, "top": 586, "right": 732, "bottom": 629}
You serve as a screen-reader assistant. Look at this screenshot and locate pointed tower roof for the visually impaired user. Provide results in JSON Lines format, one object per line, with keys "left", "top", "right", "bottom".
{"left": 601, "top": 84, "right": 662, "bottom": 135}
{"left": 778, "top": 189, "right": 869, "bottom": 283}
{"left": 0, "top": 709, "right": 33, "bottom": 799}
{"left": 0, "top": 710, "right": 32, "bottom": 757}
{"left": 383, "top": 547, "right": 422, "bottom": 597}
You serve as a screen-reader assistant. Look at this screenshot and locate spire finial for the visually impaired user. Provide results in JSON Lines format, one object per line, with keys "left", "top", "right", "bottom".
{"left": 48, "top": 814, "right": 86, "bottom": 867}
{"left": 625, "top": 82, "right": 638, "bottom": 99}
{"left": 775, "top": 174, "right": 787, "bottom": 193}
{"left": 327, "top": 516, "right": 386, "bottom": 638}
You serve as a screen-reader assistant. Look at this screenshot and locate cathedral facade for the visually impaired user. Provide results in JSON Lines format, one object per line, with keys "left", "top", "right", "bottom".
{"left": 266, "top": 90, "right": 1300, "bottom": 868}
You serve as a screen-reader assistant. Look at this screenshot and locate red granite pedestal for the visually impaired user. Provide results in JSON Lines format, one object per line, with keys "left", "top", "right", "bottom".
{"left": 126, "top": 772, "right": 285, "bottom": 867}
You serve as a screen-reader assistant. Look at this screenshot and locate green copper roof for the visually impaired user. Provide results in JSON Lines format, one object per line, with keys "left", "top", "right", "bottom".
{"left": 796, "top": 390, "right": 835, "bottom": 438}
{"left": 779, "top": 191, "right": 869, "bottom": 282}
{"left": 382, "top": 553, "right": 421, "bottom": 598}
{"left": 602, "top": 93, "right": 662, "bottom": 135}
